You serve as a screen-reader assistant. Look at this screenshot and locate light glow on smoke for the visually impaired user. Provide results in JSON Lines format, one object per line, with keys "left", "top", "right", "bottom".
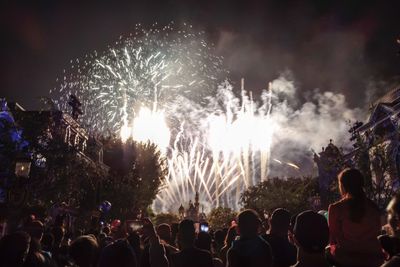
{"left": 55, "top": 24, "right": 365, "bottom": 212}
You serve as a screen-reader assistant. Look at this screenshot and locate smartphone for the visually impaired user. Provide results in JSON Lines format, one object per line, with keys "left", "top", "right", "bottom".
{"left": 200, "top": 223, "right": 209, "bottom": 232}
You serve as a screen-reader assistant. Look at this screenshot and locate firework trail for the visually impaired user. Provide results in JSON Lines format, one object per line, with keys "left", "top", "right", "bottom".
{"left": 51, "top": 23, "right": 226, "bottom": 133}
{"left": 53, "top": 23, "right": 363, "bottom": 213}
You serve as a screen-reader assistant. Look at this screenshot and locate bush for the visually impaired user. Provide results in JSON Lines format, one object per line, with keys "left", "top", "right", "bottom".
{"left": 240, "top": 177, "right": 318, "bottom": 216}
{"left": 207, "top": 207, "right": 237, "bottom": 229}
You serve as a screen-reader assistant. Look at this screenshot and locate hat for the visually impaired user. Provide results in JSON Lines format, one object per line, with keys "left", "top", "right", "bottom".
{"left": 294, "top": 210, "right": 329, "bottom": 253}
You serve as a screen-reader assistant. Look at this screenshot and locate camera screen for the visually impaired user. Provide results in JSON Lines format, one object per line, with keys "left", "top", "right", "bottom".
{"left": 200, "top": 224, "right": 209, "bottom": 232}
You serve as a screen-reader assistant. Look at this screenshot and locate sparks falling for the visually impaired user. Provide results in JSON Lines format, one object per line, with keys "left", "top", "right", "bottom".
{"left": 53, "top": 23, "right": 360, "bottom": 213}
{"left": 52, "top": 23, "right": 225, "bottom": 133}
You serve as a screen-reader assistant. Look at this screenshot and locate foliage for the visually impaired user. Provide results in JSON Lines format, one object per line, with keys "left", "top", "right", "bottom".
{"left": 0, "top": 109, "right": 105, "bottom": 229}
{"left": 101, "top": 138, "right": 167, "bottom": 220}
{"left": 0, "top": 109, "right": 28, "bottom": 175}
{"left": 349, "top": 122, "right": 397, "bottom": 210}
{"left": 207, "top": 207, "right": 237, "bottom": 229}
{"left": 348, "top": 121, "right": 373, "bottom": 189}
{"left": 1, "top": 108, "right": 168, "bottom": 226}
{"left": 364, "top": 144, "right": 397, "bottom": 210}
{"left": 153, "top": 212, "right": 179, "bottom": 226}
{"left": 27, "top": 135, "right": 103, "bottom": 212}
{"left": 240, "top": 177, "right": 319, "bottom": 216}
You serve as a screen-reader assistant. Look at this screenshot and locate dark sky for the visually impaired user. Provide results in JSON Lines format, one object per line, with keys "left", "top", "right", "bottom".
{"left": 1, "top": 0, "right": 400, "bottom": 109}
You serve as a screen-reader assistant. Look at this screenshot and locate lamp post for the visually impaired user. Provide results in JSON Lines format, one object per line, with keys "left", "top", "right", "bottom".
{"left": 7, "top": 155, "right": 31, "bottom": 208}
{"left": 15, "top": 157, "right": 31, "bottom": 179}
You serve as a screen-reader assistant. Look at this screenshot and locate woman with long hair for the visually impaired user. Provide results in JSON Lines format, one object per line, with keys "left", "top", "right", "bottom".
{"left": 328, "top": 168, "right": 384, "bottom": 266}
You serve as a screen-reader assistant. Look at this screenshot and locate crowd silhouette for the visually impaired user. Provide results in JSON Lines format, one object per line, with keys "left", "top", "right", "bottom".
{"left": 1, "top": 168, "right": 400, "bottom": 267}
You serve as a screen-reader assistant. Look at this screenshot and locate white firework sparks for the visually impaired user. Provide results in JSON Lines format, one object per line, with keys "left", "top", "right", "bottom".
{"left": 53, "top": 23, "right": 362, "bottom": 213}
{"left": 52, "top": 23, "right": 225, "bottom": 133}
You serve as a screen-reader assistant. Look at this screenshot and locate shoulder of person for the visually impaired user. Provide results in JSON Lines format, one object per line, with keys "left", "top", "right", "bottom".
{"left": 381, "top": 255, "right": 400, "bottom": 267}
{"left": 197, "top": 247, "right": 213, "bottom": 257}
{"left": 329, "top": 198, "right": 347, "bottom": 211}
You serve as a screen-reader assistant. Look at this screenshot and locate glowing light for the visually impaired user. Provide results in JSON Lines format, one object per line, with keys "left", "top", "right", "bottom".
{"left": 120, "top": 124, "right": 132, "bottom": 143}
{"left": 54, "top": 23, "right": 315, "bottom": 213}
{"left": 131, "top": 107, "right": 171, "bottom": 153}
{"left": 53, "top": 23, "right": 225, "bottom": 133}
{"left": 286, "top": 162, "right": 300, "bottom": 170}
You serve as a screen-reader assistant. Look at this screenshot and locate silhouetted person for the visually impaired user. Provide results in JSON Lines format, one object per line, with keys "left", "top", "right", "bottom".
{"left": 157, "top": 224, "right": 173, "bottom": 246}
{"left": 262, "top": 208, "right": 296, "bottom": 267}
{"left": 220, "top": 225, "right": 237, "bottom": 266}
{"left": 51, "top": 226, "right": 65, "bottom": 250}
{"left": 41, "top": 233, "right": 54, "bottom": 255}
{"left": 213, "top": 229, "right": 225, "bottom": 256}
{"left": 292, "top": 210, "right": 330, "bottom": 267}
{"left": 381, "top": 193, "right": 400, "bottom": 266}
{"left": 195, "top": 231, "right": 212, "bottom": 251}
{"left": 140, "top": 222, "right": 173, "bottom": 267}
{"left": 0, "top": 231, "right": 31, "bottom": 267}
{"left": 98, "top": 239, "right": 137, "bottom": 267}
{"left": 69, "top": 235, "right": 99, "bottom": 267}
{"left": 127, "top": 231, "right": 142, "bottom": 262}
{"left": 328, "top": 168, "right": 384, "bottom": 266}
{"left": 227, "top": 209, "right": 273, "bottom": 267}
{"left": 378, "top": 234, "right": 400, "bottom": 264}
{"left": 170, "top": 219, "right": 213, "bottom": 267}
{"left": 24, "top": 220, "right": 54, "bottom": 267}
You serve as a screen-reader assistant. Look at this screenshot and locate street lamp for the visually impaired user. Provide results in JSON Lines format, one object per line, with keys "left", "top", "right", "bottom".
{"left": 15, "top": 157, "right": 31, "bottom": 178}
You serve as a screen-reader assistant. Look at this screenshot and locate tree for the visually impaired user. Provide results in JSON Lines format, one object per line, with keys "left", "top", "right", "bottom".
{"left": 349, "top": 121, "right": 397, "bottom": 210}
{"left": 101, "top": 138, "right": 167, "bottom": 220}
{"left": 207, "top": 207, "right": 237, "bottom": 229}
{"left": 240, "top": 177, "right": 318, "bottom": 216}
{"left": 365, "top": 144, "right": 397, "bottom": 209}
{"left": 0, "top": 108, "right": 106, "bottom": 230}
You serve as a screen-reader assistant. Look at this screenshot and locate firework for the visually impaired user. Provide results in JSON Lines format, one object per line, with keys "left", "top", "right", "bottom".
{"left": 52, "top": 23, "right": 226, "bottom": 133}
{"left": 54, "top": 24, "right": 334, "bottom": 213}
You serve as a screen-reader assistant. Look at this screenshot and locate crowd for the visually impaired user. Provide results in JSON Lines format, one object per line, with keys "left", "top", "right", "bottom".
{"left": 1, "top": 168, "right": 400, "bottom": 267}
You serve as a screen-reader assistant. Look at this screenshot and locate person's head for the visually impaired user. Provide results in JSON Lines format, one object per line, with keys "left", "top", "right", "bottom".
{"left": 237, "top": 209, "right": 261, "bottom": 238}
{"left": 0, "top": 231, "right": 31, "bottom": 267}
{"left": 338, "top": 168, "right": 365, "bottom": 198}
{"left": 269, "top": 208, "right": 291, "bottom": 236}
{"left": 293, "top": 210, "right": 329, "bottom": 254}
{"left": 156, "top": 223, "right": 172, "bottom": 243}
{"left": 98, "top": 239, "right": 137, "bottom": 267}
{"left": 24, "top": 220, "right": 44, "bottom": 241}
{"left": 224, "top": 225, "right": 237, "bottom": 247}
{"left": 195, "top": 231, "right": 212, "bottom": 251}
{"left": 378, "top": 234, "right": 400, "bottom": 260}
{"left": 69, "top": 235, "right": 99, "bottom": 267}
{"left": 214, "top": 229, "right": 225, "bottom": 246}
{"left": 178, "top": 219, "right": 195, "bottom": 248}
{"left": 387, "top": 193, "right": 400, "bottom": 235}
{"left": 338, "top": 168, "right": 367, "bottom": 222}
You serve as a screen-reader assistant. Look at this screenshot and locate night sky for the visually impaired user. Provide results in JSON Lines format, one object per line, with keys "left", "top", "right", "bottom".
{"left": 1, "top": 0, "right": 400, "bottom": 109}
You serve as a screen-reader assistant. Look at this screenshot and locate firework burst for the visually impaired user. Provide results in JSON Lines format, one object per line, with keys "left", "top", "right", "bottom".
{"left": 52, "top": 23, "right": 226, "bottom": 133}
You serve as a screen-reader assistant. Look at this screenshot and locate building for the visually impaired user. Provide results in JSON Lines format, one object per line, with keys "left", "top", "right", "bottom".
{"left": 178, "top": 192, "right": 206, "bottom": 222}
{"left": 8, "top": 101, "right": 108, "bottom": 172}
{"left": 355, "top": 87, "right": 400, "bottom": 185}
{"left": 0, "top": 98, "right": 109, "bottom": 212}
{"left": 314, "top": 86, "right": 400, "bottom": 206}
